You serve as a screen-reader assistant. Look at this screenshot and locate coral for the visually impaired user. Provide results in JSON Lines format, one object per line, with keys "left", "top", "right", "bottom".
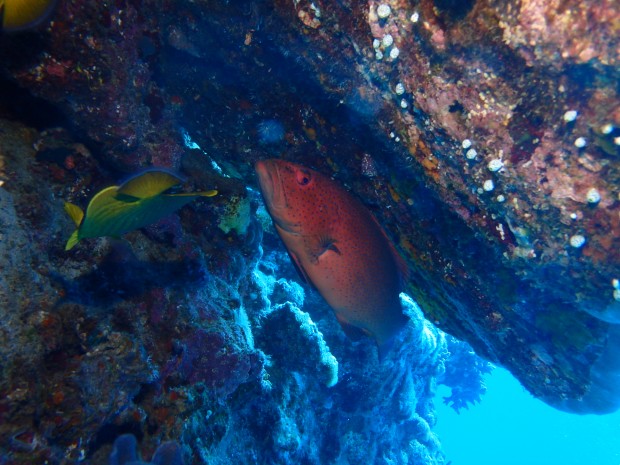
{"left": 217, "top": 195, "right": 252, "bottom": 236}
{"left": 0, "top": 0, "right": 618, "bottom": 462}
{"left": 257, "top": 302, "right": 339, "bottom": 388}
{"left": 439, "top": 337, "right": 494, "bottom": 413}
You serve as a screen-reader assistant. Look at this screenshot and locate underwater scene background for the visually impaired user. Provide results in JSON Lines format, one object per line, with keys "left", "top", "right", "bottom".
{"left": 435, "top": 369, "right": 620, "bottom": 465}
{"left": 0, "top": 0, "right": 619, "bottom": 464}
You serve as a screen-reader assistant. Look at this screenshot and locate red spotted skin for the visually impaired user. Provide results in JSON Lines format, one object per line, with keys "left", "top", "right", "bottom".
{"left": 255, "top": 159, "right": 408, "bottom": 351}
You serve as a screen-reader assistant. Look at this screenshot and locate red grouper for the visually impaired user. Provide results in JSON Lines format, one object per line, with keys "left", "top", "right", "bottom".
{"left": 255, "top": 159, "right": 409, "bottom": 357}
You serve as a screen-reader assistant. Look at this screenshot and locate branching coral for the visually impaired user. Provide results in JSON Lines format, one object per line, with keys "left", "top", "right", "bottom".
{"left": 439, "top": 336, "right": 494, "bottom": 413}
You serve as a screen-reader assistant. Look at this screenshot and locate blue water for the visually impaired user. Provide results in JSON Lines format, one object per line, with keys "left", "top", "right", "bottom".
{"left": 435, "top": 368, "right": 620, "bottom": 465}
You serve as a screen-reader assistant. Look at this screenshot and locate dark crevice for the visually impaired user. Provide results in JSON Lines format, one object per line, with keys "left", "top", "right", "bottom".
{"left": 0, "top": 75, "right": 68, "bottom": 129}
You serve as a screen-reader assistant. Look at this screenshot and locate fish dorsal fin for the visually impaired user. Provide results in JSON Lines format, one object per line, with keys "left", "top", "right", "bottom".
{"left": 369, "top": 212, "right": 410, "bottom": 283}
{"left": 64, "top": 202, "right": 84, "bottom": 227}
{"left": 117, "top": 170, "right": 183, "bottom": 199}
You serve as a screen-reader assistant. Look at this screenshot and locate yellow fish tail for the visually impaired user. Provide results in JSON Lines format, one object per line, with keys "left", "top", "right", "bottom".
{"left": 64, "top": 202, "right": 84, "bottom": 227}
{"left": 65, "top": 230, "right": 80, "bottom": 251}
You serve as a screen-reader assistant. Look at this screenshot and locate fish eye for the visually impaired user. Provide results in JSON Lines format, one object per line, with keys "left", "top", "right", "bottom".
{"left": 296, "top": 169, "right": 312, "bottom": 186}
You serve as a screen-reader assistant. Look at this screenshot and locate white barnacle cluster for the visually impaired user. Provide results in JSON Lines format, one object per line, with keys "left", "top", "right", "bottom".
{"left": 569, "top": 234, "right": 586, "bottom": 248}
{"left": 374, "top": 32, "right": 400, "bottom": 61}
{"left": 574, "top": 137, "right": 587, "bottom": 148}
{"left": 487, "top": 158, "right": 504, "bottom": 172}
{"left": 371, "top": 3, "right": 401, "bottom": 62}
{"left": 461, "top": 139, "right": 478, "bottom": 160}
{"left": 563, "top": 110, "right": 578, "bottom": 123}
{"left": 377, "top": 3, "right": 391, "bottom": 19}
{"left": 586, "top": 187, "right": 601, "bottom": 205}
{"left": 466, "top": 148, "right": 477, "bottom": 160}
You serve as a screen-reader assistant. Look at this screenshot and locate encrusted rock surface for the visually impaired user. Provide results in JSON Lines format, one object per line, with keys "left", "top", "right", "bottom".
{"left": 0, "top": 0, "right": 618, "bottom": 461}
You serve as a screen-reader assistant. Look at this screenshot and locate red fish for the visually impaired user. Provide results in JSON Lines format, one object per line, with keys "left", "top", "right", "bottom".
{"left": 255, "top": 159, "right": 408, "bottom": 356}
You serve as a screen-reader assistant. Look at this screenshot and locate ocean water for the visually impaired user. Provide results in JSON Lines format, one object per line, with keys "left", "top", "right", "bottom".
{"left": 435, "top": 368, "right": 620, "bottom": 465}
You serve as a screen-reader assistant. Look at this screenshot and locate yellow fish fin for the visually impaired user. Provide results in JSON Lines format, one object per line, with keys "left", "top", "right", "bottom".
{"left": 64, "top": 202, "right": 84, "bottom": 227}
{"left": 65, "top": 230, "right": 80, "bottom": 251}
{"left": 117, "top": 169, "right": 183, "bottom": 199}
{"left": 167, "top": 190, "right": 218, "bottom": 198}
{"left": 1, "top": 0, "right": 57, "bottom": 31}
{"left": 195, "top": 190, "right": 217, "bottom": 197}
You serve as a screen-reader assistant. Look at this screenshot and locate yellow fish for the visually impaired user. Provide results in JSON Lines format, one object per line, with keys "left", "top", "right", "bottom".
{"left": 64, "top": 169, "right": 217, "bottom": 250}
{"left": 0, "top": 0, "right": 57, "bottom": 31}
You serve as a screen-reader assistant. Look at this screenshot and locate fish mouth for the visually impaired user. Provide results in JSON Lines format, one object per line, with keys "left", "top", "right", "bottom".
{"left": 255, "top": 159, "right": 286, "bottom": 210}
{"left": 255, "top": 160, "right": 299, "bottom": 234}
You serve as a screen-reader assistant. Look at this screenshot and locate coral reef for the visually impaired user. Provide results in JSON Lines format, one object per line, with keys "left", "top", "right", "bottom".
{"left": 0, "top": 0, "right": 618, "bottom": 462}
{"left": 0, "top": 117, "right": 447, "bottom": 464}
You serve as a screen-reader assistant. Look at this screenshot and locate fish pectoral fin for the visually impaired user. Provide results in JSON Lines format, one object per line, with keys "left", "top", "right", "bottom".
{"left": 117, "top": 169, "right": 183, "bottom": 198}
{"left": 317, "top": 236, "right": 341, "bottom": 257}
{"left": 64, "top": 202, "right": 84, "bottom": 227}
{"left": 65, "top": 230, "right": 80, "bottom": 251}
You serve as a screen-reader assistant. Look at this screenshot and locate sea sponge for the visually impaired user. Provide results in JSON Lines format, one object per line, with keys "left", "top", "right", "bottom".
{"left": 257, "top": 302, "right": 338, "bottom": 387}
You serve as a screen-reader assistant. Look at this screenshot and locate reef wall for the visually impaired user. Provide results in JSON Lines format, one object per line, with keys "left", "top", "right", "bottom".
{"left": 0, "top": 0, "right": 619, "bottom": 461}
{"left": 0, "top": 117, "right": 447, "bottom": 463}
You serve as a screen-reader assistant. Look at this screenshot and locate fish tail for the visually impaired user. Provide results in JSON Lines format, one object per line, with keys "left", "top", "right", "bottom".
{"left": 65, "top": 230, "right": 80, "bottom": 251}
{"left": 64, "top": 202, "right": 84, "bottom": 226}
